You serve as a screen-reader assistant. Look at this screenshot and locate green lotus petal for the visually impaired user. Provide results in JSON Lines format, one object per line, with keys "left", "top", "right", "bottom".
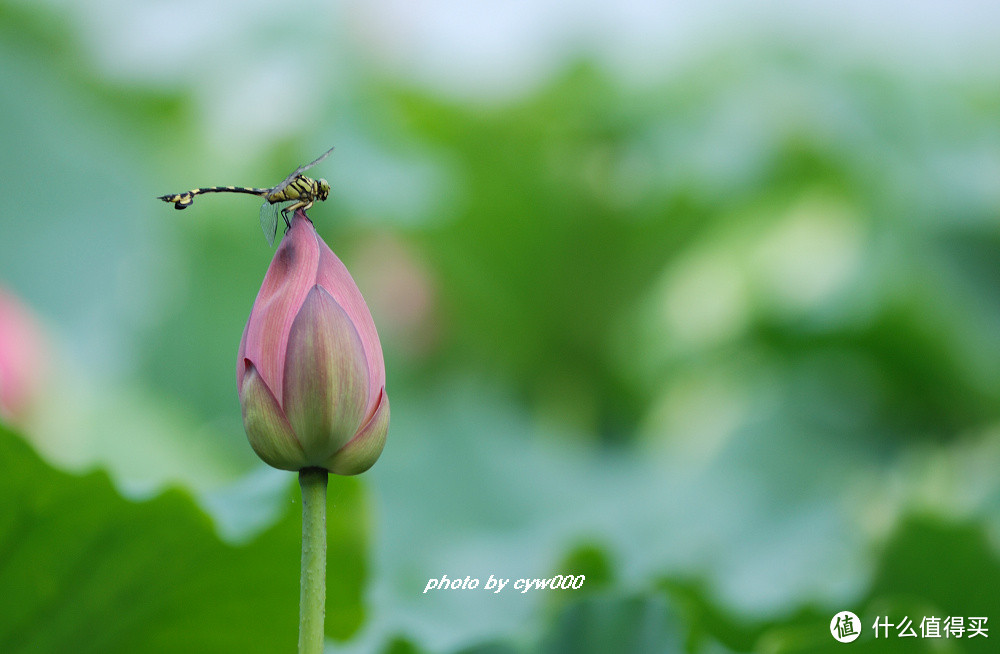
{"left": 327, "top": 387, "right": 389, "bottom": 475}
{"left": 240, "top": 361, "right": 306, "bottom": 471}
{"left": 283, "top": 286, "right": 369, "bottom": 464}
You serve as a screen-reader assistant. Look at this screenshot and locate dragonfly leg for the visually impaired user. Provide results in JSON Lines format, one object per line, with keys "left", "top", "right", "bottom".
{"left": 282, "top": 199, "right": 315, "bottom": 228}
{"left": 280, "top": 202, "right": 304, "bottom": 230}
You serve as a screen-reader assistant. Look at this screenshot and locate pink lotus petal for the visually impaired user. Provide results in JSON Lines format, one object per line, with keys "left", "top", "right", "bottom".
{"left": 0, "top": 287, "right": 48, "bottom": 423}
{"left": 316, "top": 233, "right": 386, "bottom": 422}
{"left": 238, "top": 215, "right": 319, "bottom": 402}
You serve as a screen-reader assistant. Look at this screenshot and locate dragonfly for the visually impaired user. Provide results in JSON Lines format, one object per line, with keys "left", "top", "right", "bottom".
{"left": 158, "top": 146, "right": 334, "bottom": 246}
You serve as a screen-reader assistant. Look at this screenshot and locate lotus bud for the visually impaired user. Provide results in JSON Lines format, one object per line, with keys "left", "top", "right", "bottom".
{"left": 0, "top": 286, "right": 48, "bottom": 425}
{"left": 237, "top": 211, "right": 389, "bottom": 474}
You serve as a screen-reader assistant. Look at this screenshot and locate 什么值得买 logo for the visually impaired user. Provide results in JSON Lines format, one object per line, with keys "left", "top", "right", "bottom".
{"left": 831, "top": 611, "right": 861, "bottom": 643}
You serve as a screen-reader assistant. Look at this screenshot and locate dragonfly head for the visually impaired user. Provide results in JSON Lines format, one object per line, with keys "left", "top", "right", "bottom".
{"left": 317, "top": 178, "right": 331, "bottom": 201}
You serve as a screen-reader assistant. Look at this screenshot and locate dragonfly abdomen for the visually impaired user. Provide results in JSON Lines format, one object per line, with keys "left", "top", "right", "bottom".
{"left": 158, "top": 186, "right": 269, "bottom": 210}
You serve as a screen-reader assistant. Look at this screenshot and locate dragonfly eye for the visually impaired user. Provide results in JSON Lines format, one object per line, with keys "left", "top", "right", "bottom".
{"left": 317, "top": 178, "right": 330, "bottom": 200}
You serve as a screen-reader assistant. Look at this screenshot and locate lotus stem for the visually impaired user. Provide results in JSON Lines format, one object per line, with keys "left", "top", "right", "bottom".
{"left": 298, "top": 467, "right": 328, "bottom": 654}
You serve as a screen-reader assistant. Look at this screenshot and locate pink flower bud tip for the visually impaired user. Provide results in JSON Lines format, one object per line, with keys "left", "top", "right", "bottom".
{"left": 237, "top": 211, "right": 388, "bottom": 474}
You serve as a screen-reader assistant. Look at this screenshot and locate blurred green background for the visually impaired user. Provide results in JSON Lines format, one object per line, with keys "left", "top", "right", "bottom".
{"left": 1, "top": 1, "right": 999, "bottom": 652}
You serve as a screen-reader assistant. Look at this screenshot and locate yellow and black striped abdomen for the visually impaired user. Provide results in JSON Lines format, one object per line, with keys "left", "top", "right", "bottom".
{"left": 158, "top": 186, "right": 268, "bottom": 210}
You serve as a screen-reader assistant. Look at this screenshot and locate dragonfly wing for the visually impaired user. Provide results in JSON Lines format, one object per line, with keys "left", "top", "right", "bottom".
{"left": 259, "top": 200, "right": 281, "bottom": 247}
{"left": 269, "top": 146, "right": 335, "bottom": 197}
{"left": 297, "top": 145, "right": 336, "bottom": 175}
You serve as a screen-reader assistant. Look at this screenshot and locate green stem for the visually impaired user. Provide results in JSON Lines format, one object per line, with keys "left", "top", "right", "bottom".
{"left": 298, "top": 467, "right": 328, "bottom": 654}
